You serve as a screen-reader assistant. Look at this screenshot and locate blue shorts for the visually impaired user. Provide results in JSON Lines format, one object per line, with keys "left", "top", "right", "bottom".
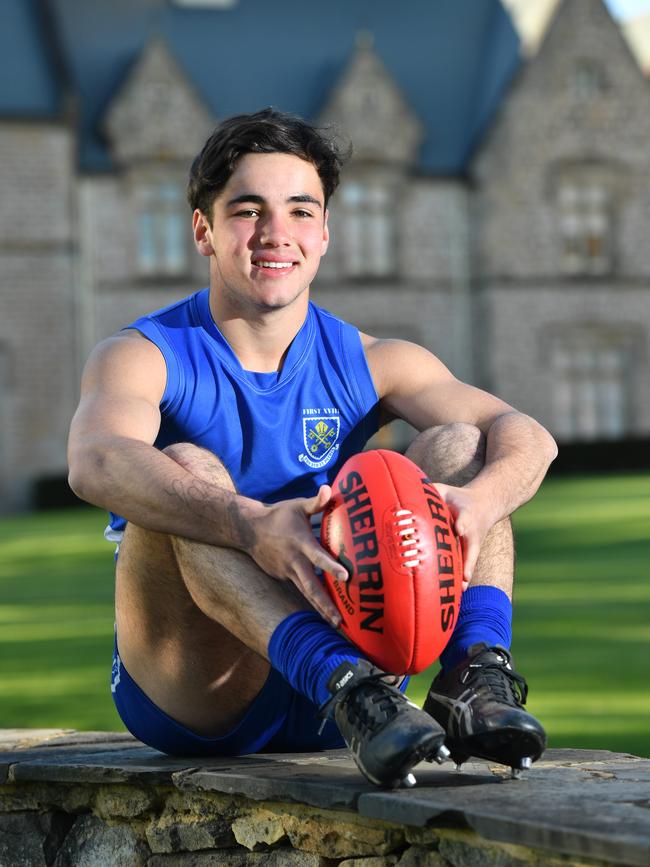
{"left": 110, "top": 637, "right": 346, "bottom": 756}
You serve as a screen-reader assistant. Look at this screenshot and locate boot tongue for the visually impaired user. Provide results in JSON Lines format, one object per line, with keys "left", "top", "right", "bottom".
{"left": 326, "top": 658, "right": 378, "bottom": 696}
{"left": 467, "top": 642, "right": 491, "bottom": 660}
{"left": 327, "top": 662, "right": 358, "bottom": 695}
{"left": 468, "top": 643, "right": 512, "bottom": 670}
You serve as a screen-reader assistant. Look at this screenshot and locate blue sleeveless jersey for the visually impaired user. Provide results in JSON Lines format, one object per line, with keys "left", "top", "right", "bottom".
{"left": 107, "top": 288, "right": 379, "bottom": 537}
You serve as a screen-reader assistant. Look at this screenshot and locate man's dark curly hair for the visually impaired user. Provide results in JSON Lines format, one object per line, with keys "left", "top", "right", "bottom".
{"left": 187, "top": 108, "right": 349, "bottom": 220}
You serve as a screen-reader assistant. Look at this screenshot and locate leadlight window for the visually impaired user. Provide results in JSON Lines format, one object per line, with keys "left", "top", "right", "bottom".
{"left": 136, "top": 180, "right": 188, "bottom": 277}
{"left": 558, "top": 182, "right": 612, "bottom": 275}
{"left": 339, "top": 182, "right": 395, "bottom": 277}
{"left": 551, "top": 336, "right": 631, "bottom": 441}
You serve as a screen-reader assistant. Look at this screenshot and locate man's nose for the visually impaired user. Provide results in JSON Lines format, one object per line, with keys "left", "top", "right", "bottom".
{"left": 258, "top": 212, "right": 291, "bottom": 245}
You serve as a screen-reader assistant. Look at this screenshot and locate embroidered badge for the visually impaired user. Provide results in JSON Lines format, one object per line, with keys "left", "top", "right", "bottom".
{"left": 299, "top": 413, "right": 341, "bottom": 469}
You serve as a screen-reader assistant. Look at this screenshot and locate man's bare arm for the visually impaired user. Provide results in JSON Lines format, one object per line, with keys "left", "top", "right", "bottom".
{"left": 68, "top": 332, "right": 244, "bottom": 545}
{"left": 68, "top": 332, "right": 347, "bottom": 622}
{"left": 364, "top": 337, "right": 557, "bottom": 577}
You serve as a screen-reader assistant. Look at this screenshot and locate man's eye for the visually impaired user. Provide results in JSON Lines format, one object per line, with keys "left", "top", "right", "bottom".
{"left": 293, "top": 209, "right": 312, "bottom": 218}
{"left": 235, "top": 209, "right": 259, "bottom": 217}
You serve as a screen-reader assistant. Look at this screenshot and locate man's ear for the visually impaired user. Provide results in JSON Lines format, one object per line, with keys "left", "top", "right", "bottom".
{"left": 192, "top": 210, "right": 215, "bottom": 257}
{"left": 321, "top": 209, "right": 330, "bottom": 256}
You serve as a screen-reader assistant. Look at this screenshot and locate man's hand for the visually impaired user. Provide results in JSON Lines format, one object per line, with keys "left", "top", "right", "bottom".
{"left": 245, "top": 485, "right": 348, "bottom": 627}
{"left": 433, "top": 483, "right": 503, "bottom": 588}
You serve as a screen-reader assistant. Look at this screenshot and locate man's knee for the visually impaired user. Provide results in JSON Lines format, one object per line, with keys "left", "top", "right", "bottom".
{"left": 162, "top": 442, "right": 236, "bottom": 492}
{"left": 405, "top": 422, "right": 486, "bottom": 487}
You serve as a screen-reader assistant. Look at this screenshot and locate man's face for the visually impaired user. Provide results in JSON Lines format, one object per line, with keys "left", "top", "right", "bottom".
{"left": 197, "top": 152, "right": 329, "bottom": 315}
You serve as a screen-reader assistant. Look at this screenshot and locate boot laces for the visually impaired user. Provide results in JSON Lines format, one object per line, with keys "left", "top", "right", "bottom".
{"left": 463, "top": 654, "right": 528, "bottom": 706}
{"left": 345, "top": 673, "right": 405, "bottom": 733}
{"left": 319, "top": 670, "right": 403, "bottom": 734}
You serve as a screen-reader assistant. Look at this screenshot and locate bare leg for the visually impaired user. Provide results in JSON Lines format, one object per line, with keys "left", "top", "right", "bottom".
{"left": 405, "top": 422, "right": 515, "bottom": 598}
{"left": 115, "top": 443, "right": 461, "bottom": 785}
{"left": 412, "top": 429, "right": 546, "bottom": 771}
{"left": 115, "top": 443, "right": 310, "bottom": 736}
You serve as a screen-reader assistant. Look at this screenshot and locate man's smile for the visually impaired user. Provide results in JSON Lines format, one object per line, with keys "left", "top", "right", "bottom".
{"left": 251, "top": 256, "right": 299, "bottom": 274}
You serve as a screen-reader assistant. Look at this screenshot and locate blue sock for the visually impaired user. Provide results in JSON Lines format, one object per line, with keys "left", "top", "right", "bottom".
{"left": 439, "top": 585, "right": 512, "bottom": 672}
{"left": 268, "top": 610, "right": 362, "bottom": 707}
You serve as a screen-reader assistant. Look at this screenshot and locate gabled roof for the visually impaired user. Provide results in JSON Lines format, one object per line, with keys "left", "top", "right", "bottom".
{"left": 532, "top": 0, "right": 647, "bottom": 82}
{"left": 0, "top": 0, "right": 66, "bottom": 117}
{"left": 320, "top": 36, "right": 424, "bottom": 166}
{"left": 2, "top": 0, "right": 520, "bottom": 173}
{"left": 104, "top": 38, "right": 214, "bottom": 164}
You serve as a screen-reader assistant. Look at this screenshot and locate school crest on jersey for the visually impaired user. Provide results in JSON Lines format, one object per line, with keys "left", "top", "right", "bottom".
{"left": 299, "top": 412, "right": 341, "bottom": 469}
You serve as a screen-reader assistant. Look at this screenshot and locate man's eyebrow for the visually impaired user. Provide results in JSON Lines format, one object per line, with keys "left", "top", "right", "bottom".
{"left": 289, "top": 194, "right": 322, "bottom": 209}
{"left": 225, "top": 193, "right": 323, "bottom": 209}
{"left": 226, "top": 194, "right": 265, "bottom": 207}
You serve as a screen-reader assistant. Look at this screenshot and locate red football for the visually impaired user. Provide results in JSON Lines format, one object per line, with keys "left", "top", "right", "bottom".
{"left": 321, "top": 449, "right": 463, "bottom": 674}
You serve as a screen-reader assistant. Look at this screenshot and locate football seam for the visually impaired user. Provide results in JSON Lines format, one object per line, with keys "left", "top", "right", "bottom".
{"left": 376, "top": 450, "right": 418, "bottom": 673}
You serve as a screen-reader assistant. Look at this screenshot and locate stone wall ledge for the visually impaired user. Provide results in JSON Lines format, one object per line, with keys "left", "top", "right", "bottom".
{"left": 1, "top": 729, "right": 648, "bottom": 866}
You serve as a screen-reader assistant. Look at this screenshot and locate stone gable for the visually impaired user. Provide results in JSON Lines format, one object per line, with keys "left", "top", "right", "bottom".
{"left": 104, "top": 38, "right": 214, "bottom": 164}
{"left": 472, "top": 0, "right": 650, "bottom": 442}
{"left": 474, "top": 0, "right": 650, "bottom": 280}
{"left": 320, "top": 35, "right": 423, "bottom": 167}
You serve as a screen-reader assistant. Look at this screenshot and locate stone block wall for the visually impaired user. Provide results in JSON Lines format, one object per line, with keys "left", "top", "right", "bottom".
{"left": 0, "top": 124, "right": 73, "bottom": 244}
{"left": 0, "top": 123, "right": 76, "bottom": 509}
{"left": 1, "top": 731, "right": 648, "bottom": 867}
{"left": 0, "top": 778, "right": 626, "bottom": 867}
{"left": 480, "top": 285, "right": 650, "bottom": 433}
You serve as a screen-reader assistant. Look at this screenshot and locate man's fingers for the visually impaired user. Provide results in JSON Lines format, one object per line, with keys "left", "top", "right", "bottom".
{"left": 434, "top": 481, "right": 450, "bottom": 500}
{"left": 310, "top": 544, "right": 349, "bottom": 582}
{"left": 431, "top": 484, "right": 490, "bottom": 588}
{"left": 292, "top": 558, "right": 341, "bottom": 627}
{"left": 460, "top": 531, "right": 479, "bottom": 582}
{"left": 301, "top": 494, "right": 348, "bottom": 581}
{"left": 303, "top": 484, "right": 333, "bottom": 516}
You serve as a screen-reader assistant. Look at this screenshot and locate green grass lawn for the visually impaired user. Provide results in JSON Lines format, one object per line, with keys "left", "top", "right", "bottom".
{"left": 0, "top": 509, "right": 120, "bottom": 732}
{"left": 413, "top": 472, "right": 650, "bottom": 758}
{"left": 1, "top": 473, "right": 649, "bottom": 757}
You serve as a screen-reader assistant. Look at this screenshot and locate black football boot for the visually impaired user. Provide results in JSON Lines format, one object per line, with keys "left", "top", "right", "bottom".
{"left": 318, "top": 659, "right": 450, "bottom": 788}
{"left": 423, "top": 643, "right": 546, "bottom": 777}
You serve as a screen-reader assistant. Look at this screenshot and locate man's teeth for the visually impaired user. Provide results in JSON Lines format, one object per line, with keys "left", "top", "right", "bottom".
{"left": 256, "top": 261, "right": 294, "bottom": 269}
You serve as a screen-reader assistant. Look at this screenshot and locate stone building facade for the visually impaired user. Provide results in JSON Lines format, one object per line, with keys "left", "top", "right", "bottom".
{"left": 0, "top": 0, "right": 648, "bottom": 511}
{"left": 0, "top": 121, "right": 76, "bottom": 509}
{"left": 475, "top": 0, "right": 650, "bottom": 442}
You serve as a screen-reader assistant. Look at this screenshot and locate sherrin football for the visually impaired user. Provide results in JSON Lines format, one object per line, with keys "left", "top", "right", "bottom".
{"left": 321, "top": 449, "right": 463, "bottom": 675}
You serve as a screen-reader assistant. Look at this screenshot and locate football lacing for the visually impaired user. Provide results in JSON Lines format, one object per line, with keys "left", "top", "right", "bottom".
{"left": 394, "top": 509, "right": 421, "bottom": 568}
